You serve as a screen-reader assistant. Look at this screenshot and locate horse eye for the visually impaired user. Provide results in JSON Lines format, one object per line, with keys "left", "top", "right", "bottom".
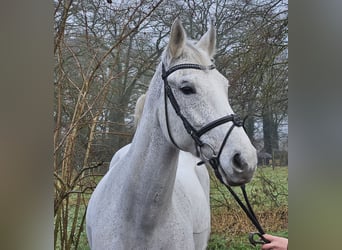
{"left": 180, "top": 86, "right": 196, "bottom": 95}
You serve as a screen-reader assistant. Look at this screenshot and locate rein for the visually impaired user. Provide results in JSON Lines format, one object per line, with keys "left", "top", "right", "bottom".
{"left": 161, "top": 62, "right": 269, "bottom": 246}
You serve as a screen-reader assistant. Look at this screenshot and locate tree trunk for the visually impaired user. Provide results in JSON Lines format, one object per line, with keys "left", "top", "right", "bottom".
{"left": 262, "top": 107, "right": 279, "bottom": 154}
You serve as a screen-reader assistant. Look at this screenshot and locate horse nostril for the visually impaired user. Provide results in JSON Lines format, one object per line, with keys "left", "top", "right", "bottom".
{"left": 233, "top": 153, "right": 243, "bottom": 169}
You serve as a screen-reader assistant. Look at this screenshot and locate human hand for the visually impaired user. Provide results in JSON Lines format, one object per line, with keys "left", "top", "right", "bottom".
{"left": 261, "top": 234, "right": 288, "bottom": 250}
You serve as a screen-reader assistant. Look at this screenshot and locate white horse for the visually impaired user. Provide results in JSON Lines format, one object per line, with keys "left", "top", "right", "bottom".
{"left": 86, "top": 19, "right": 257, "bottom": 250}
{"left": 107, "top": 93, "right": 211, "bottom": 248}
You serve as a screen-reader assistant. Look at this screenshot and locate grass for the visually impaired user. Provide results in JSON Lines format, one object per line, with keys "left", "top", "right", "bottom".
{"left": 54, "top": 195, "right": 90, "bottom": 250}
{"left": 208, "top": 166, "right": 288, "bottom": 249}
{"left": 208, "top": 230, "right": 288, "bottom": 250}
{"left": 56, "top": 166, "right": 287, "bottom": 249}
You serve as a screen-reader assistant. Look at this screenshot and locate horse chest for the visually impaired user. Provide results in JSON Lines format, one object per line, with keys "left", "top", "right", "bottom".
{"left": 174, "top": 160, "right": 211, "bottom": 234}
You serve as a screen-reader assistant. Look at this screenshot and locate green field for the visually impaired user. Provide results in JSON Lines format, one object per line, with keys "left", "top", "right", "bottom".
{"left": 55, "top": 166, "right": 288, "bottom": 249}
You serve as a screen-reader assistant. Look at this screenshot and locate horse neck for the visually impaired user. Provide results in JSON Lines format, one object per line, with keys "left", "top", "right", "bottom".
{"left": 123, "top": 71, "right": 179, "bottom": 229}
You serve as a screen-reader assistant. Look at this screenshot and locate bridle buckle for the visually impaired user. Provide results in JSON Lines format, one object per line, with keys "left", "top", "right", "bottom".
{"left": 232, "top": 114, "right": 243, "bottom": 127}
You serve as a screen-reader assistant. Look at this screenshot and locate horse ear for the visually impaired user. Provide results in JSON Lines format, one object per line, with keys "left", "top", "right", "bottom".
{"left": 197, "top": 23, "right": 216, "bottom": 57}
{"left": 167, "top": 18, "right": 186, "bottom": 59}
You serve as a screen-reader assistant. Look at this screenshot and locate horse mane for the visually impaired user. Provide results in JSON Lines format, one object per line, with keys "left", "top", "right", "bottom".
{"left": 134, "top": 94, "right": 146, "bottom": 128}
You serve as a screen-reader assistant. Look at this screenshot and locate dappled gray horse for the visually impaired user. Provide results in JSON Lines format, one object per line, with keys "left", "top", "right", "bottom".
{"left": 86, "top": 19, "right": 257, "bottom": 249}
{"left": 106, "top": 93, "right": 211, "bottom": 248}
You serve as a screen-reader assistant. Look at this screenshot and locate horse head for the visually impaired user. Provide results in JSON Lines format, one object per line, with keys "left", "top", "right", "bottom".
{"left": 157, "top": 18, "right": 257, "bottom": 186}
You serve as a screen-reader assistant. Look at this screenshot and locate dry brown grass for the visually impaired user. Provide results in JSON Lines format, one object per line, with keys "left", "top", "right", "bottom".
{"left": 211, "top": 205, "right": 288, "bottom": 237}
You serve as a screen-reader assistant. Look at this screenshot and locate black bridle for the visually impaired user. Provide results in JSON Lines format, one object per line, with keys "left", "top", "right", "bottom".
{"left": 161, "top": 62, "right": 270, "bottom": 246}
{"left": 162, "top": 63, "right": 243, "bottom": 156}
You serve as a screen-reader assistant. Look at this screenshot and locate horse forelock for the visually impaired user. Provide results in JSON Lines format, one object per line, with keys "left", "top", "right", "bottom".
{"left": 162, "top": 40, "right": 212, "bottom": 67}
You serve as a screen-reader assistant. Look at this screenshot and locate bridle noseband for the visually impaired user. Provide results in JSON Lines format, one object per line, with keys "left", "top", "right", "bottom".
{"left": 161, "top": 62, "right": 270, "bottom": 246}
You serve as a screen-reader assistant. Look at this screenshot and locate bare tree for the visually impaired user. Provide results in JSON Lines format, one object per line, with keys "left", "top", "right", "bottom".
{"left": 54, "top": 1, "right": 164, "bottom": 249}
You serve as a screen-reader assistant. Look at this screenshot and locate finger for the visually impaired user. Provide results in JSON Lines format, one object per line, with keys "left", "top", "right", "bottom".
{"left": 263, "top": 234, "right": 276, "bottom": 241}
{"left": 261, "top": 242, "right": 274, "bottom": 250}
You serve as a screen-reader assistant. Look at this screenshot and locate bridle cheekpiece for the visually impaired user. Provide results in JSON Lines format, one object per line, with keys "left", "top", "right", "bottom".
{"left": 161, "top": 62, "right": 244, "bottom": 165}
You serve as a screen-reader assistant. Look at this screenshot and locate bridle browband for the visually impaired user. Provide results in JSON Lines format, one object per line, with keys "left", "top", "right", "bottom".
{"left": 161, "top": 62, "right": 270, "bottom": 246}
